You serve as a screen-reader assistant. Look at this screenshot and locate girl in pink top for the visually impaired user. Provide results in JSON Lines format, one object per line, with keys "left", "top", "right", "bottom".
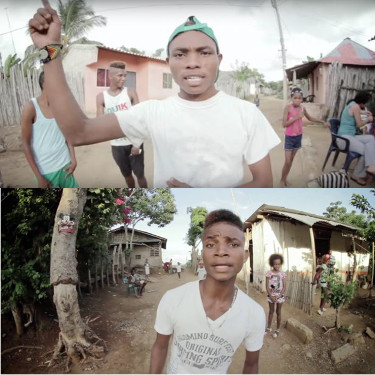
{"left": 280, "top": 88, "right": 327, "bottom": 187}
{"left": 265, "top": 254, "right": 287, "bottom": 338}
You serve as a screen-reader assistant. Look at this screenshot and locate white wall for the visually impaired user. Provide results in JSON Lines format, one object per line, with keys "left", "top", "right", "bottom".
{"left": 252, "top": 219, "right": 315, "bottom": 292}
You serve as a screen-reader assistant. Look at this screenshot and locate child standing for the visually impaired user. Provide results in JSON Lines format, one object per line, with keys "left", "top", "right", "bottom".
{"left": 176, "top": 262, "right": 182, "bottom": 279}
{"left": 265, "top": 254, "right": 287, "bottom": 338}
{"left": 196, "top": 261, "right": 207, "bottom": 280}
{"left": 312, "top": 254, "right": 331, "bottom": 315}
{"left": 280, "top": 87, "right": 327, "bottom": 187}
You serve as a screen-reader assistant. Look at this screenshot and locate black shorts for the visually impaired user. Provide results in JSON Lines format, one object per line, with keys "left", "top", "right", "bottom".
{"left": 111, "top": 144, "right": 145, "bottom": 178}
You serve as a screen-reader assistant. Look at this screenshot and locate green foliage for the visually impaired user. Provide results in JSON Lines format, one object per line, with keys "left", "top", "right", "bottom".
{"left": 76, "top": 188, "right": 126, "bottom": 274}
{"left": 231, "top": 60, "right": 266, "bottom": 86}
{"left": 4, "top": 54, "right": 21, "bottom": 78}
{"left": 126, "top": 189, "right": 177, "bottom": 228}
{"left": 326, "top": 273, "right": 358, "bottom": 310}
{"left": 57, "top": 0, "right": 106, "bottom": 54}
{"left": 1, "top": 189, "right": 62, "bottom": 313}
{"left": 119, "top": 46, "right": 146, "bottom": 55}
{"left": 152, "top": 48, "right": 164, "bottom": 57}
{"left": 302, "top": 56, "right": 315, "bottom": 63}
{"left": 323, "top": 200, "right": 373, "bottom": 241}
{"left": 186, "top": 207, "right": 208, "bottom": 248}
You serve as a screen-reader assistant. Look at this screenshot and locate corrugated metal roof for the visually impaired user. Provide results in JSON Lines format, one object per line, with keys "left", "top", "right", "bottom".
{"left": 98, "top": 46, "right": 166, "bottom": 63}
{"left": 244, "top": 204, "right": 360, "bottom": 231}
{"left": 319, "top": 38, "right": 375, "bottom": 66}
{"left": 285, "top": 38, "right": 375, "bottom": 80}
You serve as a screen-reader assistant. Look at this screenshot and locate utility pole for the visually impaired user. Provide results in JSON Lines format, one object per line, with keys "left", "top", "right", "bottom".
{"left": 271, "top": 0, "right": 288, "bottom": 105}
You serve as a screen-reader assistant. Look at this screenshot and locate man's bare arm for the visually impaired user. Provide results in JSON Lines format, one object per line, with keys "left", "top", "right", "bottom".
{"left": 29, "top": 1, "right": 124, "bottom": 146}
{"left": 96, "top": 92, "right": 105, "bottom": 117}
{"left": 128, "top": 88, "right": 140, "bottom": 105}
{"left": 150, "top": 333, "right": 171, "bottom": 373}
{"left": 238, "top": 154, "right": 273, "bottom": 187}
{"left": 243, "top": 350, "right": 260, "bottom": 374}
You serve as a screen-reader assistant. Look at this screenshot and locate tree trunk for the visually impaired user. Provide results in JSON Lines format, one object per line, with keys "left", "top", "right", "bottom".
{"left": 100, "top": 257, "right": 104, "bottom": 289}
{"left": 94, "top": 262, "right": 98, "bottom": 292}
{"left": 335, "top": 306, "right": 341, "bottom": 329}
{"left": 112, "top": 246, "right": 117, "bottom": 285}
{"left": 119, "top": 243, "right": 124, "bottom": 280}
{"left": 11, "top": 303, "right": 24, "bottom": 336}
{"left": 106, "top": 263, "right": 110, "bottom": 287}
{"left": 88, "top": 261, "right": 92, "bottom": 295}
{"left": 50, "top": 188, "right": 106, "bottom": 370}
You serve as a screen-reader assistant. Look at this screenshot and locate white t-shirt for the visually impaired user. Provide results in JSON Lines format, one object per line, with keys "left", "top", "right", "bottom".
{"left": 177, "top": 264, "right": 182, "bottom": 273}
{"left": 197, "top": 267, "right": 207, "bottom": 281}
{"left": 154, "top": 280, "right": 266, "bottom": 374}
{"left": 116, "top": 91, "right": 280, "bottom": 187}
{"left": 145, "top": 263, "right": 150, "bottom": 275}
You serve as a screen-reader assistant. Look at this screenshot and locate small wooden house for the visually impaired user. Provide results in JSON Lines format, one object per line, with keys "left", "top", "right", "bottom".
{"left": 243, "top": 204, "right": 369, "bottom": 294}
{"left": 109, "top": 226, "right": 167, "bottom": 272}
{"left": 285, "top": 38, "right": 375, "bottom": 118}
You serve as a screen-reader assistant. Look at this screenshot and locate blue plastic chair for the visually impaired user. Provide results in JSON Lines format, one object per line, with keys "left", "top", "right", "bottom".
{"left": 322, "top": 118, "right": 361, "bottom": 172}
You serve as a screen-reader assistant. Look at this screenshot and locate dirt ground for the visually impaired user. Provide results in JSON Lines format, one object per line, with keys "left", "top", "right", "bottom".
{"left": 2, "top": 269, "right": 375, "bottom": 374}
{"left": 1, "top": 96, "right": 373, "bottom": 188}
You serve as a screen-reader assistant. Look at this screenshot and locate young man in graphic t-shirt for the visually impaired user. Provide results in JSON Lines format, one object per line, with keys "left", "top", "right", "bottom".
{"left": 150, "top": 210, "right": 266, "bottom": 373}
{"left": 96, "top": 61, "right": 147, "bottom": 188}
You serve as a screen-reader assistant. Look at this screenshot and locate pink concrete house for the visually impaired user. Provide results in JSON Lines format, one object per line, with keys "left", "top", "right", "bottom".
{"left": 63, "top": 45, "right": 179, "bottom": 114}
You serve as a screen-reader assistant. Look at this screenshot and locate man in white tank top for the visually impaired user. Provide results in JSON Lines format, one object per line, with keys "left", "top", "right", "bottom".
{"left": 21, "top": 71, "right": 78, "bottom": 188}
{"left": 96, "top": 61, "right": 147, "bottom": 188}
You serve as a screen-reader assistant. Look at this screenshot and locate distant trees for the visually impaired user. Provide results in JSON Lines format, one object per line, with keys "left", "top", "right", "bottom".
{"left": 119, "top": 46, "right": 145, "bottom": 55}
{"left": 231, "top": 60, "right": 266, "bottom": 87}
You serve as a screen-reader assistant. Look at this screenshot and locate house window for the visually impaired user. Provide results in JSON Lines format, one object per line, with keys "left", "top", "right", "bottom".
{"left": 96, "top": 69, "right": 136, "bottom": 88}
{"left": 163, "top": 73, "right": 172, "bottom": 88}
{"left": 135, "top": 255, "right": 141, "bottom": 260}
{"left": 150, "top": 248, "right": 160, "bottom": 257}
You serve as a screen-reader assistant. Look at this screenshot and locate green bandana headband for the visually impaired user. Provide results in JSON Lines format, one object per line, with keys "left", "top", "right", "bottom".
{"left": 167, "top": 16, "right": 219, "bottom": 57}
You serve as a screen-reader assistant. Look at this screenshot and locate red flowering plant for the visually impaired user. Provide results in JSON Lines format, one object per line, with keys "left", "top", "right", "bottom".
{"left": 113, "top": 189, "right": 134, "bottom": 227}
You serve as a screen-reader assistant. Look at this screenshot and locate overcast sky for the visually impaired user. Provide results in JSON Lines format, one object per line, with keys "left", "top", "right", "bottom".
{"left": 133, "top": 188, "right": 374, "bottom": 265}
{"left": 0, "top": 0, "right": 374, "bottom": 81}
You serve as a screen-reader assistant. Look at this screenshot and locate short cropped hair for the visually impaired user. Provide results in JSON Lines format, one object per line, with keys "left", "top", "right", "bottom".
{"left": 354, "top": 90, "right": 371, "bottom": 105}
{"left": 203, "top": 209, "right": 243, "bottom": 232}
{"left": 269, "top": 254, "right": 284, "bottom": 267}
{"left": 38, "top": 71, "right": 45, "bottom": 90}
{"left": 109, "top": 61, "right": 126, "bottom": 70}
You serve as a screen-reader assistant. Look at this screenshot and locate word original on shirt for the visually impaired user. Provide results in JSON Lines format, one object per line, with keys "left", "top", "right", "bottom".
{"left": 174, "top": 332, "right": 235, "bottom": 370}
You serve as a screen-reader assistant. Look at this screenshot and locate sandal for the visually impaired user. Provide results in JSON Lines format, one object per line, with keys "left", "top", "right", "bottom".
{"left": 273, "top": 329, "right": 280, "bottom": 338}
{"left": 265, "top": 327, "right": 272, "bottom": 335}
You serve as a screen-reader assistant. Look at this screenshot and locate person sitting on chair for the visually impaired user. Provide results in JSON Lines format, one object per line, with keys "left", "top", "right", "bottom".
{"left": 338, "top": 91, "right": 375, "bottom": 185}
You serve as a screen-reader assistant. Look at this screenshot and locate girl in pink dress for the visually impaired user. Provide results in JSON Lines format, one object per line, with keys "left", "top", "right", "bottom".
{"left": 280, "top": 87, "right": 327, "bottom": 187}
{"left": 265, "top": 254, "right": 287, "bottom": 338}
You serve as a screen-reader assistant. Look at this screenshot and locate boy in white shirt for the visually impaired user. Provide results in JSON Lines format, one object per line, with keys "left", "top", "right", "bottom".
{"left": 150, "top": 209, "right": 266, "bottom": 373}
{"left": 28, "top": 3, "right": 280, "bottom": 188}
{"left": 197, "top": 261, "right": 207, "bottom": 280}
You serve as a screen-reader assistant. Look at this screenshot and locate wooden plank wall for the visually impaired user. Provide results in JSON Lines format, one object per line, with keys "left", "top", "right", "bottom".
{"left": 0, "top": 65, "right": 85, "bottom": 127}
{"left": 326, "top": 62, "right": 375, "bottom": 119}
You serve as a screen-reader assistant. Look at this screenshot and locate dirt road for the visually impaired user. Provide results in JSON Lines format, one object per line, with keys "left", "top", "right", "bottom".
{"left": 2, "top": 269, "right": 374, "bottom": 374}
{"left": 1, "top": 96, "right": 372, "bottom": 187}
